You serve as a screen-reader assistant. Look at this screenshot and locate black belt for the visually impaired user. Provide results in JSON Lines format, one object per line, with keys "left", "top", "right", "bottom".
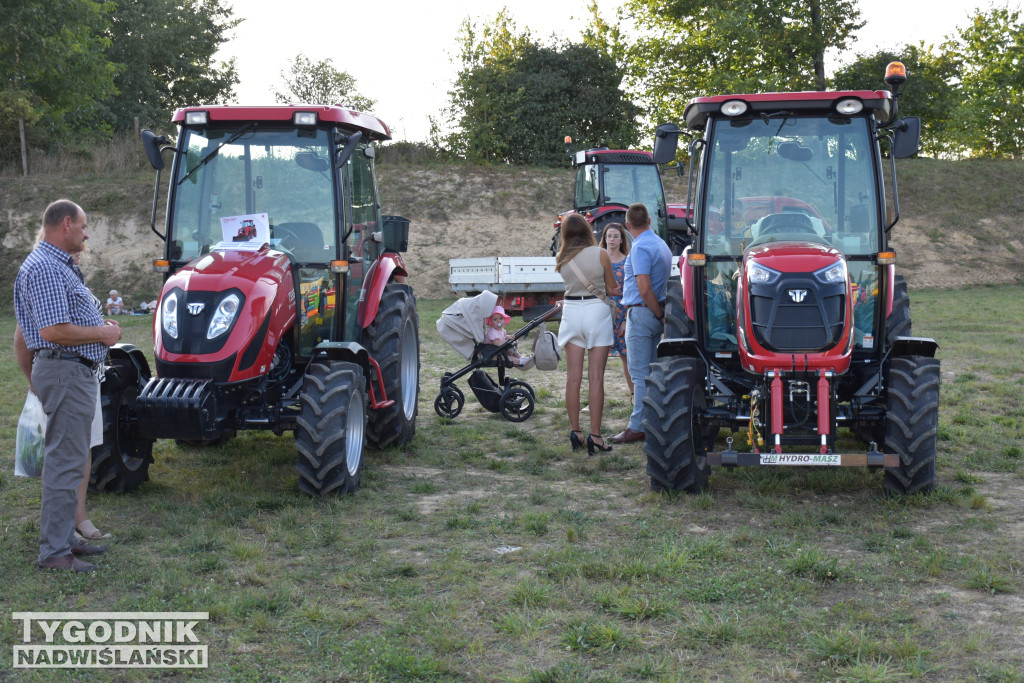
{"left": 565, "top": 295, "right": 597, "bottom": 300}
{"left": 625, "top": 300, "right": 666, "bottom": 309}
{"left": 34, "top": 349, "right": 100, "bottom": 371}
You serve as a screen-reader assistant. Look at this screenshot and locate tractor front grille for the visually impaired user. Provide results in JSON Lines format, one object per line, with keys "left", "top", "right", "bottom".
{"left": 749, "top": 276, "right": 845, "bottom": 352}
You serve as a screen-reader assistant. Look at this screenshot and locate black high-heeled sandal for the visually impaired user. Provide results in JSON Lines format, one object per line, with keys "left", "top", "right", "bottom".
{"left": 569, "top": 430, "right": 584, "bottom": 451}
{"left": 587, "top": 433, "right": 612, "bottom": 455}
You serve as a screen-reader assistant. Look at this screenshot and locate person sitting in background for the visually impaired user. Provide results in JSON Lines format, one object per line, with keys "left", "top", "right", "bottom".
{"left": 105, "top": 290, "right": 124, "bottom": 315}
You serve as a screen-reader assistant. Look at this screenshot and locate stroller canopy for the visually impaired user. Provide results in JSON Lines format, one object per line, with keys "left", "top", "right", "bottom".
{"left": 437, "top": 290, "right": 498, "bottom": 360}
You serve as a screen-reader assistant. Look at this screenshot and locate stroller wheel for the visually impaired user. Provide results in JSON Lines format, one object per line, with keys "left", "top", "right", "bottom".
{"left": 500, "top": 386, "right": 534, "bottom": 423}
{"left": 508, "top": 380, "right": 535, "bottom": 398}
{"left": 434, "top": 386, "right": 465, "bottom": 419}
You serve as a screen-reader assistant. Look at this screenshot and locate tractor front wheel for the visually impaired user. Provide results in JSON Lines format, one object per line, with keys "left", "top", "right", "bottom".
{"left": 295, "top": 361, "right": 367, "bottom": 496}
{"left": 663, "top": 279, "right": 693, "bottom": 340}
{"left": 362, "top": 283, "right": 420, "bottom": 450}
{"left": 90, "top": 359, "right": 154, "bottom": 493}
{"left": 643, "top": 357, "right": 710, "bottom": 493}
{"left": 883, "top": 356, "right": 939, "bottom": 495}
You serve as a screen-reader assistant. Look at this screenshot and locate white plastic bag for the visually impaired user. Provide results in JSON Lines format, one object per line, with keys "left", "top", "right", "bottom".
{"left": 15, "top": 391, "right": 46, "bottom": 478}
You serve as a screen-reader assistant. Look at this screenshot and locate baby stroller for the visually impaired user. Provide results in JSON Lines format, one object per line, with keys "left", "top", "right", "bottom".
{"left": 435, "top": 291, "right": 562, "bottom": 422}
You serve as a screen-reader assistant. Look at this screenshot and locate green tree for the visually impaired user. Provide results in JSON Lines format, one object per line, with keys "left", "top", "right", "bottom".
{"left": 441, "top": 11, "right": 640, "bottom": 164}
{"left": 944, "top": 7, "right": 1024, "bottom": 158}
{"left": 604, "top": 0, "right": 863, "bottom": 132}
{"left": 273, "top": 53, "right": 375, "bottom": 111}
{"left": 0, "top": 0, "right": 117, "bottom": 167}
{"left": 832, "top": 45, "right": 961, "bottom": 157}
{"left": 98, "top": 0, "right": 240, "bottom": 131}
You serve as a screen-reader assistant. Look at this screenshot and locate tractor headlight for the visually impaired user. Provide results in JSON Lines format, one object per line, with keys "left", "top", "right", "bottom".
{"left": 161, "top": 292, "right": 179, "bottom": 339}
{"left": 814, "top": 261, "right": 848, "bottom": 284}
{"left": 207, "top": 293, "right": 240, "bottom": 340}
{"left": 746, "top": 261, "right": 781, "bottom": 285}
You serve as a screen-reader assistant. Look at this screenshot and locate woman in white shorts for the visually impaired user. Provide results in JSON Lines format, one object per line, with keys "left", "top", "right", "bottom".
{"left": 555, "top": 213, "right": 619, "bottom": 454}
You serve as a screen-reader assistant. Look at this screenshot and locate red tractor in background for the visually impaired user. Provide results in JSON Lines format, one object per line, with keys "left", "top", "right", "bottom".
{"left": 551, "top": 133, "right": 693, "bottom": 256}
{"left": 92, "top": 105, "right": 420, "bottom": 496}
{"left": 647, "top": 63, "right": 939, "bottom": 495}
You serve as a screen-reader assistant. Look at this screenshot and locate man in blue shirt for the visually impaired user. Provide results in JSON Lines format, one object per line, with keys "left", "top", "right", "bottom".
{"left": 14, "top": 200, "right": 122, "bottom": 572}
{"left": 610, "top": 203, "right": 672, "bottom": 444}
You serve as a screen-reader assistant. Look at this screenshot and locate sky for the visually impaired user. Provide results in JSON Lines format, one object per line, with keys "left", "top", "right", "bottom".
{"left": 218, "top": 0, "right": 1019, "bottom": 143}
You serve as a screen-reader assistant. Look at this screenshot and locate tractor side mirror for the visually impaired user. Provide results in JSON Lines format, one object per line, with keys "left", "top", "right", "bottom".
{"left": 652, "top": 123, "right": 680, "bottom": 165}
{"left": 891, "top": 117, "right": 921, "bottom": 158}
{"left": 336, "top": 131, "right": 364, "bottom": 167}
{"left": 140, "top": 129, "right": 169, "bottom": 170}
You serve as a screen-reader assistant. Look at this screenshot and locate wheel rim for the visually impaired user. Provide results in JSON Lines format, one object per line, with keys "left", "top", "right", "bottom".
{"left": 400, "top": 316, "right": 418, "bottom": 421}
{"left": 346, "top": 391, "right": 365, "bottom": 477}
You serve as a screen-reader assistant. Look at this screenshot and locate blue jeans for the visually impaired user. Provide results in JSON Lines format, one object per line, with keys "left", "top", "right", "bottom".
{"left": 625, "top": 307, "right": 663, "bottom": 431}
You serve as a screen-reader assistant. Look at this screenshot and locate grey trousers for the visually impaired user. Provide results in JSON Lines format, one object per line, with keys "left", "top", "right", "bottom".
{"left": 32, "top": 357, "right": 97, "bottom": 564}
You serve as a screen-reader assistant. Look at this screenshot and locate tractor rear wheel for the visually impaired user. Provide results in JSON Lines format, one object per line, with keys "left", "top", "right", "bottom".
{"left": 643, "top": 357, "right": 710, "bottom": 493}
{"left": 663, "top": 278, "right": 693, "bottom": 340}
{"left": 295, "top": 361, "right": 367, "bottom": 496}
{"left": 887, "top": 275, "right": 912, "bottom": 340}
{"left": 362, "top": 283, "right": 419, "bottom": 450}
{"left": 90, "top": 359, "right": 154, "bottom": 493}
{"left": 883, "top": 356, "right": 939, "bottom": 495}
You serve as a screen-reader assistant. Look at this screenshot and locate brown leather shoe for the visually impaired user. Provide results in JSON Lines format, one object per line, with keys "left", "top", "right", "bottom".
{"left": 38, "top": 554, "right": 97, "bottom": 573}
{"left": 71, "top": 539, "right": 107, "bottom": 556}
{"left": 609, "top": 428, "right": 645, "bottom": 444}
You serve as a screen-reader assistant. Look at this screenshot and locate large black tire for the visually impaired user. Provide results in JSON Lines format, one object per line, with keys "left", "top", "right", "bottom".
{"left": 883, "top": 356, "right": 939, "bottom": 495}
{"left": 887, "top": 275, "right": 912, "bottom": 340}
{"left": 90, "top": 359, "right": 154, "bottom": 493}
{"left": 361, "top": 283, "right": 419, "bottom": 450}
{"left": 550, "top": 229, "right": 562, "bottom": 258}
{"left": 295, "top": 361, "right": 367, "bottom": 496}
{"left": 663, "top": 276, "right": 693, "bottom": 340}
{"left": 643, "top": 358, "right": 710, "bottom": 493}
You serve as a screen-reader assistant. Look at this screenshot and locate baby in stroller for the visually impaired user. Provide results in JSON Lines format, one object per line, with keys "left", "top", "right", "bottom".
{"left": 435, "top": 291, "right": 561, "bottom": 422}
{"left": 485, "top": 305, "right": 532, "bottom": 368}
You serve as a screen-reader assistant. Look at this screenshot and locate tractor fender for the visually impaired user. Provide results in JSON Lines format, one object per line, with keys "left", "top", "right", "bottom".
{"left": 890, "top": 336, "right": 938, "bottom": 359}
{"left": 309, "top": 341, "right": 372, "bottom": 375}
{"left": 359, "top": 252, "right": 408, "bottom": 329}
{"left": 884, "top": 263, "right": 895, "bottom": 317}
{"left": 108, "top": 343, "right": 152, "bottom": 382}
{"left": 657, "top": 337, "right": 702, "bottom": 359}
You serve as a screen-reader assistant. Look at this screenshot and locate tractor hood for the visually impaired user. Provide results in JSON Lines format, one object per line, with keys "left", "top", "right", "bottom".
{"left": 154, "top": 246, "right": 298, "bottom": 382}
{"left": 737, "top": 241, "right": 853, "bottom": 374}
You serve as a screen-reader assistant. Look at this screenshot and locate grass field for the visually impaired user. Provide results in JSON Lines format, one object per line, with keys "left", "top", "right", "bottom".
{"left": 1, "top": 286, "right": 1022, "bottom": 681}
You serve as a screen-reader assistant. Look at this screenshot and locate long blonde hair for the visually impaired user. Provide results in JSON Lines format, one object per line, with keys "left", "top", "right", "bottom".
{"left": 555, "top": 213, "right": 596, "bottom": 272}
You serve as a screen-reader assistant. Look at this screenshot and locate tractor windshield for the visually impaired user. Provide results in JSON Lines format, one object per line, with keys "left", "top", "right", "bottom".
{"left": 169, "top": 126, "right": 337, "bottom": 263}
{"left": 698, "top": 114, "right": 883, "bottom": 353}
{"left": 700, "top": 115, "right": 880, "bottom": 258}
{"left": 575, "top": 162, "right": 668, "bottom": 234}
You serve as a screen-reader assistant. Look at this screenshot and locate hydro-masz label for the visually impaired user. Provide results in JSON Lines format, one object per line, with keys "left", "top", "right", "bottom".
{"left": 759, "top": 453, "right": 841, "bottom": 466}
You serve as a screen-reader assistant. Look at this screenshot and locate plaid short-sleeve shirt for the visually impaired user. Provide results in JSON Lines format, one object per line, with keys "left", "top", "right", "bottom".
{"left": 14, "top": 241, "right": 107, "bottom": 363}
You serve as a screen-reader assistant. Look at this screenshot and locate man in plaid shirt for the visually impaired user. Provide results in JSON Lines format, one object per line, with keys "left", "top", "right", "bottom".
{"left": 14, "top": 200, "right": 122, "bottom": 573}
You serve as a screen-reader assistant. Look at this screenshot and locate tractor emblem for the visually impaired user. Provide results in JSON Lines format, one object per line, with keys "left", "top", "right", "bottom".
{"left": 788, "top": 289, "right": 808, "bottom": 303}
{"left": 187, "top": 303, "right": 206, "bottom": 315}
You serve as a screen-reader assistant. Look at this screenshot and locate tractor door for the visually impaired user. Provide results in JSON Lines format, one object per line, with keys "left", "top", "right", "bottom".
{"left": 341, "top": 142, "right": 380, "bottom": 341}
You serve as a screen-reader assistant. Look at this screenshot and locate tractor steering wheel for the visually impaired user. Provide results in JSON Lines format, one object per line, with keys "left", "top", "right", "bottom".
{"left": 756, "top": 213, "right": 817, "bottom": 237}
{"left": 273, "top": 225, "right": 301, "bottom": 253}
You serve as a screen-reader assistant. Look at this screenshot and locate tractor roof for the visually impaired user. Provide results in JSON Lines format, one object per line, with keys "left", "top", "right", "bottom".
{"left": 172, "top": 104, "right": 392, "bottom": 141}
{"left": 684, "top": 90, "right": 893, "bottom": 130}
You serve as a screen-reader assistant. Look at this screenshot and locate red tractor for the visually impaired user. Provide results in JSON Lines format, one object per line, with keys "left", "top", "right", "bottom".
{"left": 551, "top": 133, "right": 692, "bottom": 255}
{"left": 92, "top": 105, "right": 419, "bottom": 496}
{"left": 647, "top": 63, "right": 939, "bottom": 495}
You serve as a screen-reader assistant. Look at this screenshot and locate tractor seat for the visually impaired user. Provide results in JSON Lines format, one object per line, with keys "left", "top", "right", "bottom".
{"left": 272, "top": 222, "right": 325, "bottom": 263}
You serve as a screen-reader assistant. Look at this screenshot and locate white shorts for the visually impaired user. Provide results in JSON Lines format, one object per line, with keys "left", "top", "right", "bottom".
{"left": 557, "top": 298, "right": 614, "bottom": 349}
